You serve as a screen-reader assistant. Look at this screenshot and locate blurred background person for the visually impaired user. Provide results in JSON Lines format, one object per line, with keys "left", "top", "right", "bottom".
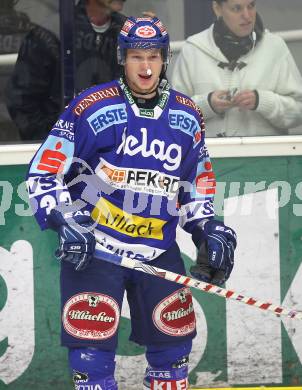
{"left": 4, "top": 0, "right": 127, "bottom": 141}
{"left": 0, "top": 0, "right": 34, "bottom": 141}
{"left": 0, "top": 0, "right": 33, "bottom": 55}
{"left": 172, "top": 0, "right": 302, "bottom": 137}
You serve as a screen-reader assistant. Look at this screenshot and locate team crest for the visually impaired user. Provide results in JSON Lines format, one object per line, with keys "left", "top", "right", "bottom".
{"left": 135, "top": 25, "right": 157, "bottom": 38}
{"left": 152, "top": 288, "right": 196, "bottom": 336}
{"left": 63, "top": 292, "right": 120, "bottom": 340}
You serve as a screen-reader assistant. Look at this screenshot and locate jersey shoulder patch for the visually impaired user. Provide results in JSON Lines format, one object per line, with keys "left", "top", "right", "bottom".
{"left": 173, "top": 91, "right": 205, "bottom": 129}
{"left": 167, "top": 90, "right": 204, "bottom": 147}
{"left": 73, "top": 81, "right": 122, "bottom": 117}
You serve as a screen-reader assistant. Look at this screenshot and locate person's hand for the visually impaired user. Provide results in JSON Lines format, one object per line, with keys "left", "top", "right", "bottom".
{"left": 209, "top": 90, "right": 234, "bottom": 114}
{"left": 190, "top": 219, "right": 237, "bottom": 286}
{"left": 47, "top": 208, "right": 96, "bottom": 271}
{"left": 231, "top": 90, "right": 257, "bottom": 110}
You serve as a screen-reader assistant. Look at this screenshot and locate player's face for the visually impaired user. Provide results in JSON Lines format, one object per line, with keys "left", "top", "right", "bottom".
{"left": 124, "top": 48, "right": 163, "bottom": 97}
{"left": 213, "top": 0, "right": 256, "bottom": 37}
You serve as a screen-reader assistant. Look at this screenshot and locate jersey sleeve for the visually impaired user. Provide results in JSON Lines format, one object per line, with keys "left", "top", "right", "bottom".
{"left": 26, "top": 89, "right": 117, "bottom": 230}
{"left": 178, "top": 112, "right": 215, "bottom": 233}
{"left": 26, "top": 106, "right": 78, "bottom": 229}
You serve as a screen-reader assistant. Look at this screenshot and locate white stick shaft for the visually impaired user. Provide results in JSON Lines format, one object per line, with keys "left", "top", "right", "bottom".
{"left": 95, "top": 243, "right": 302, "bottom": 320}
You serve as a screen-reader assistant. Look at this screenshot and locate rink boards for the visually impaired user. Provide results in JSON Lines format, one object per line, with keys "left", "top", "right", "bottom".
{"left": 0, "top": 137, "right": 302, "bottom": 389}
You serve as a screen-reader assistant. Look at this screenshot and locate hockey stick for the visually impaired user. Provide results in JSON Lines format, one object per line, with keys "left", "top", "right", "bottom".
{"left": 94, "top": 243, "right": 302, "bottom": 320}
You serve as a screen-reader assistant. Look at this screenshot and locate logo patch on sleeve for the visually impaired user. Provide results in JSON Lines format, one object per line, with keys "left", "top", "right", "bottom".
{"left": 30, "top": 135, "right": 74, "bottom": 174}
{"left": 62, "top": 293, "right": 120, "bottom": 340}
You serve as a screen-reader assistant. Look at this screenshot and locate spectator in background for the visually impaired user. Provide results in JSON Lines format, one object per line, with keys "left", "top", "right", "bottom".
{"left": 0, "top": 0, "right": 33, "bottom": 54}
{"left": 0, "top": 0, "right": 35, "bottom": 142}
{"left": 172, "top": 0, "right": 302, "bottom": 137}
{"left": 4, "top": 0, "right": 127, "bottom": 141}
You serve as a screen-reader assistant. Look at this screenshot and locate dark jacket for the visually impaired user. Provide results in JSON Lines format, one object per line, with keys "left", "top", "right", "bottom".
{"left": 5, "top": 0, "right": 126, "bottom": 140}
{"left": 0, "top": 8, "right": 33, "bottom": 54}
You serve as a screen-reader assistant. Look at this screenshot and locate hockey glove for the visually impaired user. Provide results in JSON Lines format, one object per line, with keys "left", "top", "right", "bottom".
{"left": 190, "top": 219, "right": 237, "bottom": 286}
{"left": 47, "top": 208, "right": 96, "bottom": 271}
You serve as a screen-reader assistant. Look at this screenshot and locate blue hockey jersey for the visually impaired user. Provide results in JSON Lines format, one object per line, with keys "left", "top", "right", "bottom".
{"left": 26, "top": 78, "right": 215, "bottom": 261}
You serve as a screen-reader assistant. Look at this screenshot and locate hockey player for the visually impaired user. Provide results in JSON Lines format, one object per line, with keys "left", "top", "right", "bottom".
{"left": 26, "top": 16, "right": 237, "bottom": 390}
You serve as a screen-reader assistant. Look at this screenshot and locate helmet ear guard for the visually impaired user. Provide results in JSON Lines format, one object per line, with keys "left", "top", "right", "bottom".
{"left": 117, "top": 16, "right": 171, "bottom": 66}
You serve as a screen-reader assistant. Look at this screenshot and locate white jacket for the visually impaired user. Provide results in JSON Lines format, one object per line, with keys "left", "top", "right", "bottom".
{"left": 172, "top": 25, "right": 302, "bottom": 137}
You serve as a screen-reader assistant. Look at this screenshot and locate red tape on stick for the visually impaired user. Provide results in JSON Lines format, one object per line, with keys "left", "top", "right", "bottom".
{"left": 94, "top": 243, "right": 302, "bottom": 320}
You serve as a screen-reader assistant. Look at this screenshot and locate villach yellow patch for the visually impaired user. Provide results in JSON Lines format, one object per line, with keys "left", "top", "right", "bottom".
{"left": 92, "top": 197, "right": 166, "bottom": 240}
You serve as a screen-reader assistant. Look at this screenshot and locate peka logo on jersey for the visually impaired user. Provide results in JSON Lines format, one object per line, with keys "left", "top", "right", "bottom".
{"left": 96, "top": 158, "right": 179, "bottom": 199}
{"left": 87, "top": 103, "right": 127, "bottom": 134}
{"left": 63, "top": 292, "right": 120, "bottom": 340}
{"left": 91, "top": 198, "right": 166, "bottom": 240}
{"left": 168, "top": 109, "right": 202, "bottom": 147}
{"left": 116, "top": 127, "right": 182, "bottom": 171}
{"left": 152, "top": 288, "right": 196, "bottom": 336}
{"left": 74, "top": 87, "right": 120, "bottom": 116}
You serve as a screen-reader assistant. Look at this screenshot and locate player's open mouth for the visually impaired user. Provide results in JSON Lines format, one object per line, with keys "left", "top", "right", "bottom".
{"left": 139, "top": 74, "right": 152, "bottom": 80}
